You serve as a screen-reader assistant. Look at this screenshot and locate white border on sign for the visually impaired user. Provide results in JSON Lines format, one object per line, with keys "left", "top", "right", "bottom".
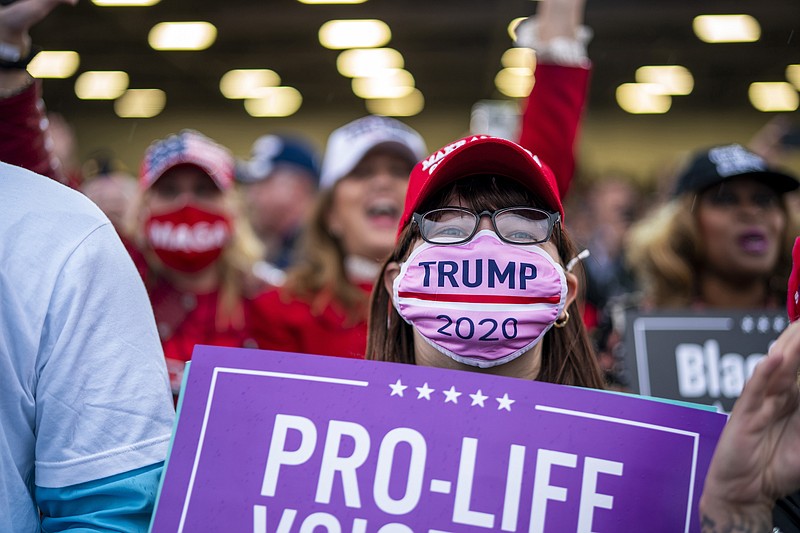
{"left": 632, "top": 317, "right": 733, "bottom": 396}
{"left": 535, "top": 404, "right": 700, "bottom": 533}
{"left": 175, "top": 366, "right": 706, "bottom": 533}
{"left": 178, "top": 367, "right": 370, "bottom": 533}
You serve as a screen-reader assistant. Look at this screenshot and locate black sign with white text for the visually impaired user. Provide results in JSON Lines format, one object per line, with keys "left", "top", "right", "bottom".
{"left": 622, "top": 310, "right": 788, "bottom": 412}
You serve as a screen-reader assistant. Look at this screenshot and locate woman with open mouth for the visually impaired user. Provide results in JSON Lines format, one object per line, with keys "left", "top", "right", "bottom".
{"left": 251, "top": 116, "right": 427, "bottom": 359}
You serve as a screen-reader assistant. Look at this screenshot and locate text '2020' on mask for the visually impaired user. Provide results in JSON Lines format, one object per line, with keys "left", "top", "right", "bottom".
{"left": 393, "top": 230, "right": 567, "bottom": 368}
{"left": 145, "top": 204, "right": 232, "bottom": 273}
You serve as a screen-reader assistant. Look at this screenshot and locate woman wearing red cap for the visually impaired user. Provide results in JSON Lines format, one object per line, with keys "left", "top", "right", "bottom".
{"left": 368, "top": 135, "right": 604, "bottom": 388}
{"left": 368, "top": 134, "right": 800, "bottom": 530}
{"left": 130, "top": 130, "right": 265, "bottom": 397}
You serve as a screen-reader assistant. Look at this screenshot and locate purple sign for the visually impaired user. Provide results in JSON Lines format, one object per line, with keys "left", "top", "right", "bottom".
{"left": 151, "top": 346, "right": 726, "bottom": 533}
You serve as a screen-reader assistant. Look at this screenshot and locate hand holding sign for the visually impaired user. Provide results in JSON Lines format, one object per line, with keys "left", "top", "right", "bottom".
{"left": 701, "top": 308, "right": 800, "bottom": 527}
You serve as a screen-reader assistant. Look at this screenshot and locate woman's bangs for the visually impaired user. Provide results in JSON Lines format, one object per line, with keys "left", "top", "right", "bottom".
{"left": 425, "top": 175, "right": 544, "bottom": 213}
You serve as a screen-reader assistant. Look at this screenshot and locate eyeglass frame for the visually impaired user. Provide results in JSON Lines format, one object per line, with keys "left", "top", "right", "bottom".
{"left": 411, "top": 206, "right": 561, "bottom": 245}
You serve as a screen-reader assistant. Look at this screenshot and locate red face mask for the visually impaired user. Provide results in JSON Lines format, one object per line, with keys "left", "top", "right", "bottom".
{"left": 145, "top": 204, "right": 232, "bottom": 273}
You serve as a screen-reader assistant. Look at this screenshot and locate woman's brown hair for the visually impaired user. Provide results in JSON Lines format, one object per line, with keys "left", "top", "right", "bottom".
{"left": 366, "top": 175, "right": 605, "bottom": 389}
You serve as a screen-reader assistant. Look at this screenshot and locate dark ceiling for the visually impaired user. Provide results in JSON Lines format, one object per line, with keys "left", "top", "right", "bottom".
{"left": 31, "top": 0, "right": 800, "bottom": 120}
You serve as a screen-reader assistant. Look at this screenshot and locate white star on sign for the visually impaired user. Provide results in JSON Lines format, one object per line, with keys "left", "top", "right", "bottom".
{"left": 741, "top": 316, "right": 754, "bottom": 333}
{"left": 496, "top": 393, "right": 515, "bottom": 411}
{"left": 469, "top": 389, "right": 488, "bottom": 407}
{"left": 443, "top": 386, "right": 462, "bottom": 404}
{"left": 416, "top": 382, "right": 434, "bottom": 400}
{"left": 389, "top": 379, "right": 408, "bottom": 397}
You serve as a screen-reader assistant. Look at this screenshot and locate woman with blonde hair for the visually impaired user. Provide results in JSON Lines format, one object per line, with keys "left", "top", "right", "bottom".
{"left": 252, "top": 115, "right": 427, "bottom": 358}
{"left": 627, "top": 143, "right": 799, "bottom": 310}
{"left": 129, "top": 129, "right": 266, "bottom": 396}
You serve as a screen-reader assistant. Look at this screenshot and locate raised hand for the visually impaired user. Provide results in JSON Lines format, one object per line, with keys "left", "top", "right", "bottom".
{"left": 700, "top": 321, "right": 800, "bottom": 532}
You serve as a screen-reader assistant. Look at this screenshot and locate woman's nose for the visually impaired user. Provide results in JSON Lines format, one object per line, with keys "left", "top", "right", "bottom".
{"left": 477, "top": 214, "right": 494, "bottom": 232}
{"left": 368, "top": 168, "right": 397, "bottom": 187}
{"left": 737, "top": 198, "right": 767, "bottom": 218}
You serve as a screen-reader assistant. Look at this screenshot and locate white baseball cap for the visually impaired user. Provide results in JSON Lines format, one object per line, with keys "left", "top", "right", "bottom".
{"left": 319, "top": 115, "right": 427, "bottom": 190}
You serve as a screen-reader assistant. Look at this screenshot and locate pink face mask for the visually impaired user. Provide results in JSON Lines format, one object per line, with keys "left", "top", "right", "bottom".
{"left": 145, "top": 204, "right": 232, "bottom": 273}
{"left": 393, "top": 230, "right": 567, "bottom": 368}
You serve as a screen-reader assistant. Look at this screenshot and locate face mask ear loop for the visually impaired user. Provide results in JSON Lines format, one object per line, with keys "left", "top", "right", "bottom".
{"left": 565, "top": 249, "right": 591, "bottom": 273}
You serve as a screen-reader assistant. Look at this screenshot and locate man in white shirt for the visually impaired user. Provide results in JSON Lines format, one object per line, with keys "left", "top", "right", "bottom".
{"left": 0, "top": 161, "right": 175, "bottom": 531}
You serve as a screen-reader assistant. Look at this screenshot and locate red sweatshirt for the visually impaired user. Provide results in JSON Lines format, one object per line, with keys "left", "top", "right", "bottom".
{"left": 250, "top": 284, "right": 371, "bottom": 360}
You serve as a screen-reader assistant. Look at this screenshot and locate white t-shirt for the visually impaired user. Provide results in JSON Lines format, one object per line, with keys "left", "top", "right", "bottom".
{"left": 0, "top": 162, "right": 175, "bottom": 531}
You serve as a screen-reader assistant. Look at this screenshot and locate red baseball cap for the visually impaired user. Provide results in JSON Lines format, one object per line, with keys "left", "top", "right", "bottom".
{"left": 398, "top": 135, "right": 563, "bottom": 235}
{"left": 788, "top": 237, "right": 800, "bottom": 323}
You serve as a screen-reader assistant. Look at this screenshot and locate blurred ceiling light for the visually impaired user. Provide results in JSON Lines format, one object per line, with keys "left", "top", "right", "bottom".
{"left": 114, "top": 89, "right": 166, "bottom": 118}
{"left": 365, "top": 88, "right": 424, "bottom": 117}
{"left": 786, "top": 64, "right": 800, "bottom": 91}
{"left": 299, "top": 0, "right": 366, "bottom": 3}
{"left": 26, "top": 51, "right": 80, "bottom": 78}
{"left": 92, "top": 0, "right": 160, "bottom": 5}
{"left": 501, "top": 47, "right": 536, "bottom": 70}
{"left": 495, "top": 67, "right": 533, "bottom": 98}
{"left": 748, "top": 82, "right": 799, "bottom": 112}
{"left": 75, "top": 71, "right": 129, "bottom": 100}
{"left": 693, "top": 14, "right": 760, "bottom": 43}
{"left": 616, "top": 83, "right": 671, "bottom": 114}
{"left": 149, "top": 22, "right": 217, "bottom": 51}
{"left": 635, "top": 65, "right": 694, "bottom": 95}
{"left": 352, "top": 68, "right": 414, "bottom": 99}
{"left": 507, "top": 17, "right": 526, "bottom": 41}
{"left": 319, "top": 19, "right": 391, "bottom": 49}
{"left": 337, "top": 48, "right": 404, "bottom": 78}
{"left": 220, "top": 69, "right": 281, "bottom": 99}
{"left": 245, "top": 86, "right": 303, "bottom": 117}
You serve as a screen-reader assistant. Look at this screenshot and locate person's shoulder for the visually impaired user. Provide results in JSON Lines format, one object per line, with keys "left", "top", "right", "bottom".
{"left": 1, "top": 162, "right": 112, "bottom": 240}
{"left": 1, "top": 161, "right": 107, "bottom": 222}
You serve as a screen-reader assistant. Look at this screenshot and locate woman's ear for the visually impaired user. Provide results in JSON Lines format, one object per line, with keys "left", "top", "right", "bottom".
{"left": 383, "top": 261, "right": 401, "bottom": 295}
{"left": 563, "top": 270, "right": 579, "bottom": 311}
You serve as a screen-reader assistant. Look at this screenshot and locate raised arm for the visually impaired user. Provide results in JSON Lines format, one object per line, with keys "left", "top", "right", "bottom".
{"left": 516, "top": 0, "right": 590, "bottom": 199}
{"left": 0, "top": 0, "right": 74, "bottom": 182}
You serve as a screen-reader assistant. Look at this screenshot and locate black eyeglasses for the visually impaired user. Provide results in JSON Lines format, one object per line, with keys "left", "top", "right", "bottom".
{"left": 412, "top": 206, "right": 561, "bottom": 245}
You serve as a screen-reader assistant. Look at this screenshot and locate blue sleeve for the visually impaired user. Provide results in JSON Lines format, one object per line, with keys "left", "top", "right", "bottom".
{"left": 35, "top": 462, "right": 163, "bottom": 533}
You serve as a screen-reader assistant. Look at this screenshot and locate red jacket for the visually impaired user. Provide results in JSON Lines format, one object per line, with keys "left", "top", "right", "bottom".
{"left": 249, "top": 284, "right": 371, "bottom": 360}
{"left": 519, "top": 63, "right": 590, "bottom": 199}
{"left": 0, "top": 81, "right": 74, "bottom": 186}
{"left": 126, "top": 241, "right": 263, "bottom": 394}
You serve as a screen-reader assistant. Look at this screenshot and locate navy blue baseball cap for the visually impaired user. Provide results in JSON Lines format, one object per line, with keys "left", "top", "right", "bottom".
{"left": 236, "top": 134, "right": 320, "bottom": 186}
{"left": 672, "top": 143, "right": 798, "bottom": 197}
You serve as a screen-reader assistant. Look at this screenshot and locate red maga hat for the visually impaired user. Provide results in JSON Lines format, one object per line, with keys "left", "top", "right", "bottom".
{"left": 398, "top": 135, "right": 563, "bottom": 236}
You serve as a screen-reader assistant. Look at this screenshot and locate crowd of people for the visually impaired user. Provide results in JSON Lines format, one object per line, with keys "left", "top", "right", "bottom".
{"left": 2, "top": 0, "right": 800, "bottom": 531}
